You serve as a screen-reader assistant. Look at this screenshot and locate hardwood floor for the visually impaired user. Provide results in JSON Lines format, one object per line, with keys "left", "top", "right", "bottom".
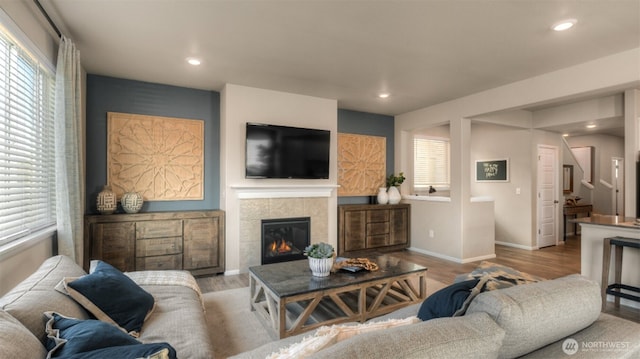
{"left": 196, "top": 235, "right": 639, "bottom": 323}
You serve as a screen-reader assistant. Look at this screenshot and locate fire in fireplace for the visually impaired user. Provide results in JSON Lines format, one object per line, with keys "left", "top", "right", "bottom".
{"left": 261, "top": 217, "right": 310, "bottom": 264}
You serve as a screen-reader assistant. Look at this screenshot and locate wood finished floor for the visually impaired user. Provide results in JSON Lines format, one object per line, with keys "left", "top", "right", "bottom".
{"left": 196, "top": 235, "right": 639, "bottom": 323}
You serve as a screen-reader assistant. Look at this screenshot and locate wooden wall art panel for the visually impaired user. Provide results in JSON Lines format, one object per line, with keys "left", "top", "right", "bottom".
{"left": 338, "top": 133, "right": 386, "bottom": 196}
{"left": 107, "top": 112, "right": 204, "bottom": 201}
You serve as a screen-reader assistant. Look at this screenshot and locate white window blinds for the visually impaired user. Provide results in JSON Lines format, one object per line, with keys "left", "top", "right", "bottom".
{"left": 0, "top": 27, "right": 56, "bottom": 246}
{"left": 413, "top": 136, "right": 450, "bottom": 189}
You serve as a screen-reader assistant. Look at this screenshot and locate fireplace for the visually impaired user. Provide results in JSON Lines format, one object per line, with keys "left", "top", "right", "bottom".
{"left": 261, "top": 217, "right": 310, "bottom": 264}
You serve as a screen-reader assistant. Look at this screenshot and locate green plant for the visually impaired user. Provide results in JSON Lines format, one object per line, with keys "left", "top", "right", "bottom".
{"left": 386, "top": 172, "right": 406, "bottom": 188}
{"left": 303, "top": 242, "right": 334, "bottom": 259}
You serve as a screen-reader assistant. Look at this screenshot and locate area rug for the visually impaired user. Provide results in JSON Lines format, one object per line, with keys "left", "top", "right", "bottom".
{"left": 203, "top": 277, "right": 448, "bottom": 358}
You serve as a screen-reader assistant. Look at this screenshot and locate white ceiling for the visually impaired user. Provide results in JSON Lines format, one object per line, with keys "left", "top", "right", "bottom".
{"left": 43, "top": 1, "right": 639, "bottom": 128}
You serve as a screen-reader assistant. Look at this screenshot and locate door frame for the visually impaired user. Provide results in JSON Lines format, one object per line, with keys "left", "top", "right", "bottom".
{"left": 612, "top": 157, "right": 624, "bottom": 216}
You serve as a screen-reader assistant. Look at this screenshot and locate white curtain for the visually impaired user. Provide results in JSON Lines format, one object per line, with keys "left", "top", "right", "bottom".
{"left": 55, "top": 36, "right": 84, "bottom": 263}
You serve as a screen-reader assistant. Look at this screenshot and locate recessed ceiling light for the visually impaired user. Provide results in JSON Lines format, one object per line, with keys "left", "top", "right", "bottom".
{"left": 186, "top": 57, "right": 201, "bottom": 66}
{"left": 586, "top": 124, "right": 596, "bottom": 129}
{"left": 552, "top": 19, "right": 577, "bottom": 31}
{"left": 378, "top": 93, "right": 390, "bottom": 99}
{"left": 562, "top": 133, "right": 569, "bottom": 137}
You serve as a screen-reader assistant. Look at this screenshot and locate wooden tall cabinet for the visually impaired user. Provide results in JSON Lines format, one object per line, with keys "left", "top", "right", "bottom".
{"left": 338, "top": 204, "right": 410, "bottom": 256}
{"left": 84, "top": 210, "right": 225, "bottom": 276}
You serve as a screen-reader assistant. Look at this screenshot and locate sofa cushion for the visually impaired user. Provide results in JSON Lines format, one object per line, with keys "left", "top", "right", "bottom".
{"left": 417, "top": 278, "right": 486, "bottom": 321}
{"left": 308, "top": 312, "right": 505, "bottom": 359}
{"left": 59, "top": 260, "right": 155, "bottom": 336}
{"left": 267, "top": 316, "right": 421, "bottom": 358}
{"left": 138, "top": 283, "right": 214, "bottom": 359}
{"left": 45, "top": 312, "right": 140, "bottom": 357}
{"left": 466, "top": 274, "right": 601, "bottom": 359}
{"left": 0, "top": 255, "right": 90, "bottom": 344}
{"left": 520, "top": 313, "right": 640, "bottom": 358}
{"left": 0, "top": 309, "right": 47, "bottom": 359}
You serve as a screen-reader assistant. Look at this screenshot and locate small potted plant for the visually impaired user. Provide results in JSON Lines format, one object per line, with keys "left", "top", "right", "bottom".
{"left": 303, "top": 242, "right": 335, "bottom": 277}
{"left": 386, "top": 172, "right": 406, "bottom": 188}
{"left": 386, "top": 172, "right": 405, "bottom": 204}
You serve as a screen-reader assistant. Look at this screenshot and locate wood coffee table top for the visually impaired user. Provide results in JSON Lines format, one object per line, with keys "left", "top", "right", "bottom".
{"left": 249, "top": 254, "right": 427, "bottom": 298}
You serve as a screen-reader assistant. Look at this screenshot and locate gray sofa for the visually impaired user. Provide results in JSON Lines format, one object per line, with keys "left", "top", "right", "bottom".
{"left": 233, "top": 274, "right": 640, "bottom": 359}
{"left": 0, "top": 255, "right": 213, "bottom": 359}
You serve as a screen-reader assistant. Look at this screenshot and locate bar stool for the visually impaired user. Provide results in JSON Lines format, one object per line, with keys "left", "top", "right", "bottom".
{"left": 601, "top": 236, "right": 640, "bottom": 310}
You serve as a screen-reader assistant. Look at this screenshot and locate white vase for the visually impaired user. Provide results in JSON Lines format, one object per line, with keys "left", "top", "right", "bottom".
{"left": 96, "top": 185, "right": 117, "bottom": 215}
{"left": 308, "top": 257, "right": 334, "bottom": 277}
{"left": 377, "top": 187, "right": 389, "bottom": 204}
{"left": 121, "top": 191, "right": 144, "bottom": 213}
{"left": 388, "top": 186, "right": 401, "bottom": 204}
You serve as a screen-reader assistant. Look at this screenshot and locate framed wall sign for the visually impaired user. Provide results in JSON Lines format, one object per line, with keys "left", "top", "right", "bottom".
{"left": 476, "top": 158, "right": 509, "bottom": 182}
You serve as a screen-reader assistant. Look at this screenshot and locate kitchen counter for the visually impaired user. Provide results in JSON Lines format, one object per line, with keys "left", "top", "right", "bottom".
{"left": 570, "top": 214, "right": 639, "bottom": 229}
{"left": 574, "top": 215, "right": 640, "bottom": 309}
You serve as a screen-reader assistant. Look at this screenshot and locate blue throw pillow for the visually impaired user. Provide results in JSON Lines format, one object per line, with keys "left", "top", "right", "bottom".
{"left": 45, "top": 312, "right": 139, "bottom": 357}
{"left": 417, "top": 278, "right": 484, "bottom": 321}
{"left": 60, "top": 260, "right": 155, "bottom": 336}
{"left": 54, "top": 343, "right": 176, "bottom": 359}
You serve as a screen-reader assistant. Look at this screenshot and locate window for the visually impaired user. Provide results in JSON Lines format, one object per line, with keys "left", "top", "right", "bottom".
{"left": 0, "top": 22, "right": 56, "bottom": 246}
{"left": 413, "top": 135, "right": 450, "bottom": 191}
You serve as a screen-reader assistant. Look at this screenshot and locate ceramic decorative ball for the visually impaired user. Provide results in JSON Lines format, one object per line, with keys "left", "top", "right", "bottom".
{"left": 120, "top": 191, "right": 144, "bottom": 213}
{"left": 96, "top": 185, "right": 117, "bottom": 215}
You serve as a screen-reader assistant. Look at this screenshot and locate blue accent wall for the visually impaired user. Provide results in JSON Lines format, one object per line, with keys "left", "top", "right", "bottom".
{"left": 337, "top": 109, "right": 395, "bottom": 205}
{"left": 85, "top": 75, "right": 220, "bottom": 213}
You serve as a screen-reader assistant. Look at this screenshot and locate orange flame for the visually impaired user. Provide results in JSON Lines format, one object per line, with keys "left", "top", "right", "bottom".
{"left": 269, "top": 239, "right": 292, "bottom": 254}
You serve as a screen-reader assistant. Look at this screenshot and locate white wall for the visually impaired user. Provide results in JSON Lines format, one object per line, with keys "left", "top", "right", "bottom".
{"left": 221, "top": 84, "right": 338, "bottom": 273}
{"left": 470, "top": 122, "right": 534, "bottom": 248}
{"left": 0, "top": 237, "right": 52, "bottom": 295}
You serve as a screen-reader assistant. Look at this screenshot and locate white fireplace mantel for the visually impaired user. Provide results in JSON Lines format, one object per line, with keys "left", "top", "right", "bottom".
{"left": 230, "top": 184, "right": 339, "bottom": 199}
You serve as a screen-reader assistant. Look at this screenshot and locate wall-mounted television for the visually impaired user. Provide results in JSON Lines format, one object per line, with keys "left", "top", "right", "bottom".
{"left": 245, "top": 123, "right": 330, "bottom": 179}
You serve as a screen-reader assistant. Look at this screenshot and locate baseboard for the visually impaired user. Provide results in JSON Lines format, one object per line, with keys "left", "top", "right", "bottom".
{"left": 407, "top": 247, "right": 496, "bottom": 264}
{"left": 460, "top": 253, "right": 497, "bottom": 263}
{"left": 408, "top": 247, "right": 463, "bottom": 263}
{"left": 224, "top": 269, "right": 240, "bottom": 276}
{"left": 495, "top": 241, "right": 536, "bottom": 251}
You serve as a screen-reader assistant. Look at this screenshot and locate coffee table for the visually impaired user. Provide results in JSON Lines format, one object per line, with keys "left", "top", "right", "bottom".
{"left": 249, "top": 254, "right": 427, "bottom": 339}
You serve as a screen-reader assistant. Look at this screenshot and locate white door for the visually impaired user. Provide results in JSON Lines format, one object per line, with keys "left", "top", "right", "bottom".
{"left": 537, "top": 146, "right": 558, "bottom": 248}
{"left": 612, "top": 157, "right": 624, "bottom": 216}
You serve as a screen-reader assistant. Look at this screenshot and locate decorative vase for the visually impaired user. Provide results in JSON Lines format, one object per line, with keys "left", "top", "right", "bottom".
{"left": 387, "top": 186, "right": 401, "bottom": 204}
{"left": 308, "top": 257, "right": 334, "bottom": 277}
{"left": 121, "top": 191, "right": 144, "bottom": 214}
{"left": 377, "top": 187, "right": 389, "bottom": 205}
{"left": 96, "top": 185, "right": 117, "bottom": 215}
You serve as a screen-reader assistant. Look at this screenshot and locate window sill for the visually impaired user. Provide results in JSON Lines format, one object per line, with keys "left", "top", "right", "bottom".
{"left": 0, "top": 226, "right": 55, "bottom": 261}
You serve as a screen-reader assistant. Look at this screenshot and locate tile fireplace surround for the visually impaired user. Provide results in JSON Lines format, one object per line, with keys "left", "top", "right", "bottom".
{"left": 238, "top": 197, "right": 329, "bottom": 272}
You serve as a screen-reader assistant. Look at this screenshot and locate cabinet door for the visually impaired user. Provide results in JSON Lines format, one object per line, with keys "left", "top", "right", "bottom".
{"left": 343, "top": 210, "right": 367, "bottom": 252}
{"left": 91, "top": 222, "right": 135, "bottom": 272}
{"left": 183, "top": 217, "right": 219, "bottom": 270}
{"left": 389, "top": 208, "right": 408, "bottom": 245}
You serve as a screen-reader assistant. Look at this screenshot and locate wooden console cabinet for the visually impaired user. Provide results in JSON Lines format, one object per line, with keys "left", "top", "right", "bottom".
{"left": 338, "top": 204, "right": 410, "bottom": 256}
{"left": 84, "top": 210, "right": 225, "bottom": 276}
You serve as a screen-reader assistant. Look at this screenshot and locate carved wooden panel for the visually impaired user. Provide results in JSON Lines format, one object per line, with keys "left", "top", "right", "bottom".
{"left": 107, "top": 112, "right": 204, "bottom": 201}
{"left": 338, "top": 133, "right": 386, "bottom": 196}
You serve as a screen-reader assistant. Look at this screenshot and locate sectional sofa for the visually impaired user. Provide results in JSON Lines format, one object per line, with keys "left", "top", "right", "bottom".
{"left": 2, "top": 255, "right": 639, "bottom": 359}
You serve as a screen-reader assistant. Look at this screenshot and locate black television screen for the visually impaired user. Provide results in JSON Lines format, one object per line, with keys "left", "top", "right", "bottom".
{"left": 245, "top": 123, "right": 330, "bottom": 179}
